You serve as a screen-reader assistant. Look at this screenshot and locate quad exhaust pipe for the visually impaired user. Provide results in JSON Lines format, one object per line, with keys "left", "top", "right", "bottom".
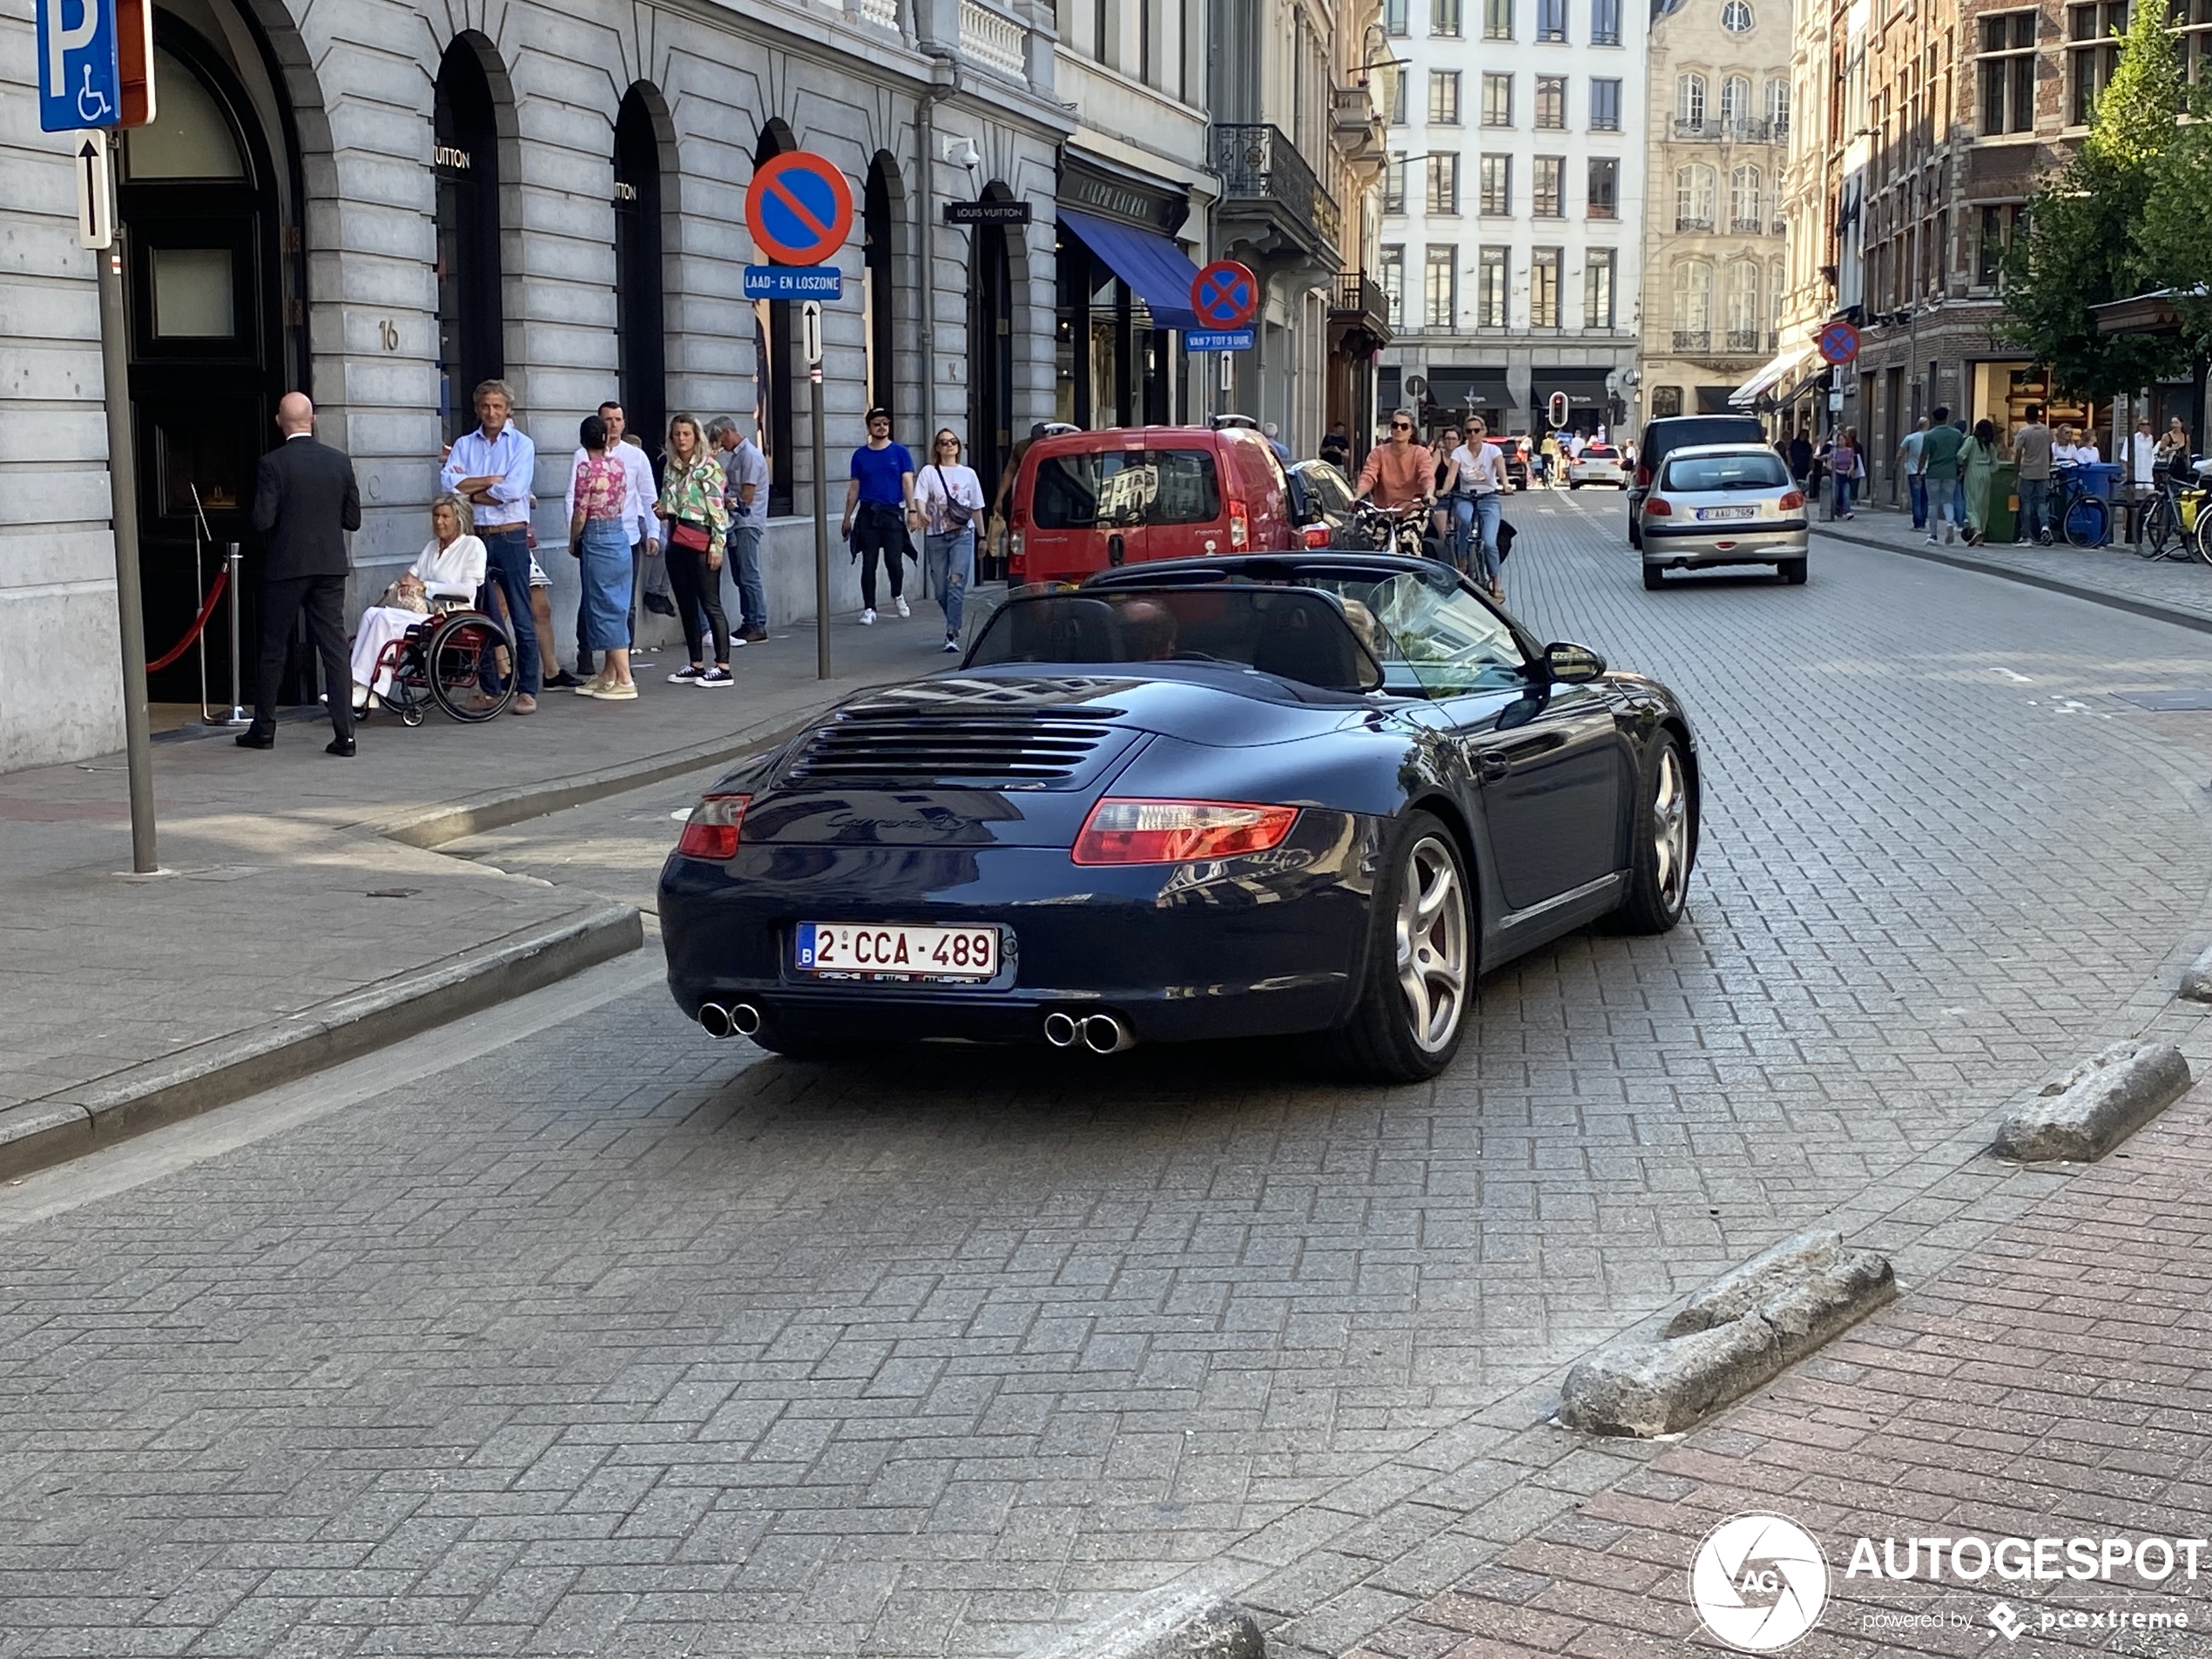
{"left": 1043, "top": 1010, "right": 1136, "bottom": 1054}
{"left": 698, "top": 1001, "right": 763, "bottom": 1039}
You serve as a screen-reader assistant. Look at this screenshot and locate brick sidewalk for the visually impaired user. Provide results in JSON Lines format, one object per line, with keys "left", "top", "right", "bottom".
{"left": 1814, "top": 502, "right": 2212, "bottom": 635}
{"left": 1344, "top": 1080, "right": 2212, "bottom": 1659}
{"left": 0, "top": 604, "right": 971, "bottom": 1169}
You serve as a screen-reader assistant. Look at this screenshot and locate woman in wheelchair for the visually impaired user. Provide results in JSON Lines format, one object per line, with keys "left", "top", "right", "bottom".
{"left": 349, "top": 493, "right": 487, "bottom": 710}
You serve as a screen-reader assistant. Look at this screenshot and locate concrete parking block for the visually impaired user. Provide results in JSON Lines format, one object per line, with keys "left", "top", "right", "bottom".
{"left": 1991, "top": 1039, "right": 2193, "bottom": 1163}
{"left": 1020, "top": 1590, "right": 1264, "bottom": 1659}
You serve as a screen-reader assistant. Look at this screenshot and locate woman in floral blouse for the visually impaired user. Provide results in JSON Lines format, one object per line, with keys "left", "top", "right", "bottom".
{"left": 570, "top": 414, "right": 638, "bottom": 699}
{"left": 654, "top": 413, "right": 734, "bottom": 686}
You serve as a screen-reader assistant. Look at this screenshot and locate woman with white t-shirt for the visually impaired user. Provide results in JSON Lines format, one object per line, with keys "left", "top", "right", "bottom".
{"left": 1451, "top": 419, "right": 1511, "bottom": 600}
{"left": 914, "top": 429, "right": 987, "bottom": 651}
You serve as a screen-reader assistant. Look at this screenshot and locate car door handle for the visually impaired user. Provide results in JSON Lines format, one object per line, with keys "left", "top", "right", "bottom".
{"left": 1478, "top": 752, "right": 1510, "bottom": 781}
{"left": 1107, "top": 533, "right": 1125, "bottom": 566}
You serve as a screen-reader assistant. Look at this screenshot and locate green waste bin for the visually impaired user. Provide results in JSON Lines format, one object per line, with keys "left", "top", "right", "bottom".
{"left": 1981, "top": 461, "right": 2019, "bottom": 544}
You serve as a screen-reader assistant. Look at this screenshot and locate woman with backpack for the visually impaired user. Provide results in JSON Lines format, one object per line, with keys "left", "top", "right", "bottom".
{"left": 914, "top": 428, "right": 986, "bottom": 652}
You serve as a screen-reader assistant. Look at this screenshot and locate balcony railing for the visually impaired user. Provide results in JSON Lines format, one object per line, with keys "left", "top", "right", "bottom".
{"left": 1672, "top": 117, "right": 1776, "bottom": 143}
{"left": 856, "top": 0, "right": 900, "bottom": 29}
{"left": 1213, "top": 124, "right": 1344, "bottom": 249}
{"left": 1730, "top": 216, "right": 1767, "bottom": 233}
{"left": 1676, "top": 215, "right": 1715, "bottom": 232}
{"left": 958, "top": 0, "right": 1028, "bottom": 78}
{"left": 1672, "top": 329, "right": 1711, "bottom": 351}
{"left": 1332, "top": 269, "right": 1393, "bottom": 327}
{"left": 1724, "top": 327, "right": 1763, "bottom": 351}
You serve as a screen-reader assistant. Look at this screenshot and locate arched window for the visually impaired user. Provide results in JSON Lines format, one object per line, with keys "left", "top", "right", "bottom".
{"left": 1676, "top": 72, "right": 1708, "bottom": 125}
{"left": 1730, "top": 163, "right": 1763, "bottom": 226}
{"left": 752, "top": 123, "right": 799, "bottom": 516}
{"left": 1721, "top": 0, "right": 1752, "bottom": 30}
{"left": 864, "top": 154, "right": 901, "bottom": 416}
{"left": 1675, "top": 164, "right": 1716, "bottom": 229}
{"left": 1724, "top": 260, "right": 1760, "bottom": 346}
{"left": 434, "top": 38, "right": 505, "bottom": 438}
{"left": 614, "top": 86, "right": 666, "bottom": 466}
{"left": 1765, "top": 77, "right": 1791, "bottom": 132}
{"left": 1721, "top": 74, "right": 1752, "bottom": 128}
{"left": 1672, "top": 261, "right": 1713, "bottom": 342}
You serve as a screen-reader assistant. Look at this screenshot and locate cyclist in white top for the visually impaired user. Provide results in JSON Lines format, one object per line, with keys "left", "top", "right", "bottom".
{"left": 1448, "top": 417, "right": 1510, "bottom": 600}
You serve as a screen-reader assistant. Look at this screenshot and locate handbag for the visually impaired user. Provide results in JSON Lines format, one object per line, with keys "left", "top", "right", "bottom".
{"left": 932, "top": 466, "right": 976, "bottom": 533}
{"left": 378, "top": 580, "right": 428, "bottom": 614}
{"left": 669, "top": 519, "right": 711, "bottom": 553}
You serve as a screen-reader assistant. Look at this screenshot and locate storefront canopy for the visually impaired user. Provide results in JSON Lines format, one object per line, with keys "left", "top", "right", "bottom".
{"left": 1730, "top": 347, "right": 1817, "bottom": 408}
{"left": 1058, "top": 207, "right": 1203, "bottom": 334}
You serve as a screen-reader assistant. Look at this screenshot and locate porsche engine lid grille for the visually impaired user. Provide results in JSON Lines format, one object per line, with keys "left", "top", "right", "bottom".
{"left": 784, "top": 710, "right": 1124, "bottom": 786}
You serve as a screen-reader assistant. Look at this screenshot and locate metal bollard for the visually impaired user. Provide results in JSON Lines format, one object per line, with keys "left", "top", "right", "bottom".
{"left": 219, "top": 543, "right": 250, "bottom": 726}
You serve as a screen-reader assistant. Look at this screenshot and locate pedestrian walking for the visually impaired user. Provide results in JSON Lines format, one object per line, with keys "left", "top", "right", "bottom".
{"left": 1898, "top": 416, "right": 1929, "bottom": 529}
{"left": 840, "top": 406, "right": 916, "bottom": 625}
{"left": 239, "top": 392, "right": 362, "bottom": 754}
{"left": 2011, "top": 404, "right": 2055, "bottom": 544}
{"left": 654, "top": 414, "right": 733, "bottom": 685}
{"left": 1452, "top": 418, "right": 1510, "bottom": 602}
{"left": 439, "top": 379, "right": 539, "bottom": 713}
{"left": 1786, "top": 428, "right": 1812, "bottom": 484}
{"left": 707, "top": 414, "right": 771, "bottom": 645}
{"left": 1829, "top": 428, "right": 1861, "bottom": 519}
{"left": 914, "top": 428, "right": 985, "bottom": 652}
{"left": 569, "top": 414, "right": 640, "bottom": 699}
{"left": 1919, "top": 406, "right": 1966, "bottom": 544}
{"left": 1962, "top": 419, "right": 2000, "bottom": 544}
{"left": 563, "top": 400, "right": 658, "bottom": 684}
{"left": 1261, "top": 421, "right": 1293, "bottom": 464}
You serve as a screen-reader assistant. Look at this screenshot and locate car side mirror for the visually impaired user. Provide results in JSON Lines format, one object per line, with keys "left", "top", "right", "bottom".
{"left": 1543, "top": 641, "right": 1607, "bottom": 684}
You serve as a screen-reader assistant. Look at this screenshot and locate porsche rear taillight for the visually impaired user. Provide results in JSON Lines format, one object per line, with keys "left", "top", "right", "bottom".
{"left": 1073, "top": 799, "right": 1298, "bottom": 865}
{"left": 677, "top": 793, "right": 750, "bottom": 860}
{"left": 1229, "top": 500, "right": 1251, "bottom": 550}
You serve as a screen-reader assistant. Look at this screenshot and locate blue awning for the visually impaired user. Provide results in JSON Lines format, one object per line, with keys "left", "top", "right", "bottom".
{"left": 1057, "top": 207, "right": 1203, "bottom": 334}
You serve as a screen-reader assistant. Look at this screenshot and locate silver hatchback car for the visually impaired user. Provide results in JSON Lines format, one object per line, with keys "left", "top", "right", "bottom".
{"left": 1636, "top": 443, "right": 1809, "bottom": 588}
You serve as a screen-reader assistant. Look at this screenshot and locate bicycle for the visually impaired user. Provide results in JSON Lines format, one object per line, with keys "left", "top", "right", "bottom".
{"left": 1351, "top": 501, "right": 1432, "bottom": 562}
{"left": 2135, "top": 456, "right": 2212, "bottom": 564}
{"left": 2048, "top": 465, "right": 2110, "bottom": 549}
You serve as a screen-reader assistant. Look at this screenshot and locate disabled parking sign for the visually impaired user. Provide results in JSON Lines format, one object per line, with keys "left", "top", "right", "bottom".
{"left": 37, "top": 0, "right": 120, "bottom": 131}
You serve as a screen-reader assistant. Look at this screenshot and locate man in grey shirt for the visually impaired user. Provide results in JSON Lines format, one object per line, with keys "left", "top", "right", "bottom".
{"left": 2012, "top": 405, "right": 2055, "bottom": 544}
{"left": 1898, "top": 417, "right": 1929, "bottom": 529}
{"left": 710, "top": 414, "right": 771, "bottom": 644}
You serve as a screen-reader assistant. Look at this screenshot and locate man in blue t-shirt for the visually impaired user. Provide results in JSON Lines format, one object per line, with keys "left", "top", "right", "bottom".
{"left": 840, "top": 406, "right": 917, "bottom": 624}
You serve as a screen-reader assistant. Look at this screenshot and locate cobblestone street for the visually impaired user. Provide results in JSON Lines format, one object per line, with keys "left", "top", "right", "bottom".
{"left": 5, "top": 493, "right": 2212, "bottom": 1659}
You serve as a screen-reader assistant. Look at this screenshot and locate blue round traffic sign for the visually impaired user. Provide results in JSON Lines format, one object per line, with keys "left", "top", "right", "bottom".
{"left": 1817, "top": 320, "right": 1860, "bottom": 366}
{"left": 746, "top": 152, "right": 855, "bottom": 266}
{"left": 1191, "top": 260, "right": 1259, "bottom": 330}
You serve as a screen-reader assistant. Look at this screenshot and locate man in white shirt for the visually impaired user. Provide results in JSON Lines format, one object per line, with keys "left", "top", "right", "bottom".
{"left": 563, "top": 399, "right": 659, "bottom": 679}
{"left": 709, "top": 413, "right": 771, "bottom": 644}
{"left": 439, "top": 378, "right": 540, "bottom": 711}
{"left": 1898, "top": 417, "right": 1929, "bottom": 530}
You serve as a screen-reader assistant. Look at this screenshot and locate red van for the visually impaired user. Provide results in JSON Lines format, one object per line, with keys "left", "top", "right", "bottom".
{"left": 1008, "top": 424, "right": 1301, "bottom": 585}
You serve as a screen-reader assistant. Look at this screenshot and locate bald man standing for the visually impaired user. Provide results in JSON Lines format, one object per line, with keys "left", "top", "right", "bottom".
{"left": 242, "top": 392, "right": 362, "bottom": 755}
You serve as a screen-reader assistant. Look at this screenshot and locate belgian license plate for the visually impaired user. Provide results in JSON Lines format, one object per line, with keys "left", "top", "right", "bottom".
{"left": 794, "top": 922, "right": 1001, "bottom": 981}
{"left": 1696, "top": 506, "right": 1757, "bottom": 521}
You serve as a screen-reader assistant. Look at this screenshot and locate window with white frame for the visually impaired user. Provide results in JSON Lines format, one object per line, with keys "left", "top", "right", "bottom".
{"left": 1724, "top": 260, "right": 1760, "bottom": 347}
{"left": 1380, "top": 244, "right": 1406, "bottom": 327}
{"left": 1482, "top": 71, "right": 1514, "bottom": 124}
{"left": 1721, "top": 73, "right": 1751, "bottom": 129}
{"left": 1531, "top": 246, "right": 1561, "bottom": 325}
{"left": 1480, "top": 152, "right": 1512, "bottom": 212}
{"left": 1427, "top": 152, "right": 1461, "bottom": 212}
{"left": 1478, "top": 246, "right": 1510, "bottom": 325}
{"left": 1675, "top": 162, "right": 1716, "bottom": 228}
{"left": 1677, "top": 72, "right": 1708, "bottom": 125}
{"left": 1584, "top": 246, "right": 1616, "bottom": 327}
{"left": 1384, "top": 152, "right": 1407, "bottom": 212}
{"left": 1433, "top": 0, "right": 1463, "bottom": 33}
{"left": 1485, "top": 0, "right": 1514, "bottom": 37}
{"left": 1424, "top": 244, "right": 1458, "bottom": 326}
{"left": 1722, "top": 0, "right": 1752, "bottom": 30}
{"left": 1729, "top": 163, "right": 1763, "bottom": 227}
{"left": 1534, "top": 155, "right": 1566, "bottom": 214}
{"left": 1764, "top": 77, "right": 1791, "bottom": 133}
{"left": 1430, "top": 70, "right": 1463, "bottom": 122}
{"left": 1672, "top": 260, "right": 1713, "bottom": 341}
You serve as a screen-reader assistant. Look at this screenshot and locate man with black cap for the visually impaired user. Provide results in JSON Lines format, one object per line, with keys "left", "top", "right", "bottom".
{"left": 839, "top": 406, "right": 916, "bottom": 624}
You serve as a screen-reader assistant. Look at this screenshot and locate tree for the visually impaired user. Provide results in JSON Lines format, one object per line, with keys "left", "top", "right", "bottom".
{"left": 1999, "top": 0, "right": 2189, "bottom": 395}
{"left": 2137, "top": 78, "right": 2212, "bottom": 353}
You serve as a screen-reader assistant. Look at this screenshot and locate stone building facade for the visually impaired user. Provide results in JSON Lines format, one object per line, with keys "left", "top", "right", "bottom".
{"left": 1637, "top": 0, "right": 1791, "bottom": 423}
{"left": 3, "top": 0, "right": 1067, "bottom": 771}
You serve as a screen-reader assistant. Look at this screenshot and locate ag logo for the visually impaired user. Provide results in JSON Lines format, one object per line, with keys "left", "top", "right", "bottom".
{"left": 1689, "top": 1514, "right": 1830, "bottom": 1651}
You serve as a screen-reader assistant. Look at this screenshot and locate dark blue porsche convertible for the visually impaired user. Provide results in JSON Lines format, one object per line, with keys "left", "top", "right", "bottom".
{"left": 659, "top": 553, "right": 1697, "bottom": 1082}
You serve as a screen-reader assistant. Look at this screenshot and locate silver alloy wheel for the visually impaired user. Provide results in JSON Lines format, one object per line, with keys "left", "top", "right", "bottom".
{"left": 1652, "top": 745, "right": 1689, "bottom": 914}
{"left": 1396, "top": 835, "right": 1469, "bottom": 1053}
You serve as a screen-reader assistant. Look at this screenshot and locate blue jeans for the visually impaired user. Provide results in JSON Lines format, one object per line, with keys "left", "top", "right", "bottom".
{"left": 1831, "top": 475, "right": 1856, "bottom": 517}
{"left": 1907, "top": 472, "right": 1927, "bottom": 527}
{"left": 476, "top": 527, "right": 540, "bottom": 695}
{"left": 1459, "top": 493, "right": 1503, "bottom": 580}
{"left": 924, "top": 527, "right": 975, "bottom": 637}
{"left": 2017, "top": 477, "right": 2051, "bottom": 541}
{"left": 1927, "top": 475, "right": 1962, "bottom": 533}
{"left": 726, "top": 523, "right": 766, "bottom": 634}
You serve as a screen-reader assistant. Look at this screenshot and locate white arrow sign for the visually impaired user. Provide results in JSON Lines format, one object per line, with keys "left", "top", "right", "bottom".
{"left": 800, "top": 300, "right": 823, "bottom": 368}
{"left": 75, "top": 127, "right": 111, "bottom": 249}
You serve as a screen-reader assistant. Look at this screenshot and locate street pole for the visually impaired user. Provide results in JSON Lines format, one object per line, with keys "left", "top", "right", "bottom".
{"left": 805, "top": 300, "right": 830, "bottom": 681}
{"left": 95, "top": 212, "right": 158, "bottom": 873}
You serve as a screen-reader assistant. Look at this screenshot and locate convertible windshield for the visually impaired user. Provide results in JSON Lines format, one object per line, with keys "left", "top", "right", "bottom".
{"left": 966, "top": 586, "right": 1383, "bottom": 693}
{"left": 1296, "top": 566, "right": 1530, "bottom": 698}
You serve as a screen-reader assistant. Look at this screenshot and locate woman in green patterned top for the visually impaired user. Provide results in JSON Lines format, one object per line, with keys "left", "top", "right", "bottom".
{"left": 654, "top": 414, "right": 736, "bottom": 686}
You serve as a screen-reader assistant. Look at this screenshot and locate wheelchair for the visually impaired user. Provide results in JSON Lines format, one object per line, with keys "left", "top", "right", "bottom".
{"left": 368, "top": 608, "right": 517, "bottom": 726}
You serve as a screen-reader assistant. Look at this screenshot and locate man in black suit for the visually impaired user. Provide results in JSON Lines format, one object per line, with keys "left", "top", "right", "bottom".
{"left": 240, "top": 392, "right": 362, "bottom": 756}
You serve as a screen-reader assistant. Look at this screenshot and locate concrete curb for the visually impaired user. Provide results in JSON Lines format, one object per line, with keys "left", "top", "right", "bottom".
{"left": 1814, "top": 523, "right": 2212, "bottom": 639}
{"left": 378, "top": 706, "right": 847, "bottom": 849}
{"left": 1555, "top": 1229, "right": 1897, "bottom": 1438}
{"left": 1991, "top": 1040, "right": 2193, "bottom": 1163}
{"left": 2180, "top": 945, "right": 2212, "bottom": 1002}
{"left": 1021, "top": 1594, "right": 1264, "bottom": 1659}
{"left": 0, "top": 901, "right": 644, "bottom": 1182}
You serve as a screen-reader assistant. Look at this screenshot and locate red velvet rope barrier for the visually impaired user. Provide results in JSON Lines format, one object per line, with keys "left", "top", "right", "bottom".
{"left": 145, "top": 568, "right": 230, "bottom": 673}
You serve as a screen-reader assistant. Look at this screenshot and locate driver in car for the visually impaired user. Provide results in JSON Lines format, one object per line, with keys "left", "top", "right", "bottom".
{"left": 1115, "top": 597, "right": 1180, "bottom": 661}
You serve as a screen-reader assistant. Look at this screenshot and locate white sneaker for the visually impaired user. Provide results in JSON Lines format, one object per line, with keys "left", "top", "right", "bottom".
{"left": 895, "top": 597, "right": 911, "bottom": 618}
{"left": 860, "top": 607, "right": 876, "bottom": 625}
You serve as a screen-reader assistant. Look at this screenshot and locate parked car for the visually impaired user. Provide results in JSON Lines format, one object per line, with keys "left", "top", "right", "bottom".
{"left": 1566, "top": 442, "right": 1627, "bottom": 489}
{"left": 1627, "top": 415, "right": 1765, "bottom": 546}
{"left": 1635, "top": 443, "right": 1809, "bottom": 587}
{"left": 1286, "top": 459, "right": 1365, "bottom": 547}
{"left": 1494, "top": 434, "right": 1531, "bottom": 490}
{"left": 1008, "top": 423, "right": 1300, "bottom": 585}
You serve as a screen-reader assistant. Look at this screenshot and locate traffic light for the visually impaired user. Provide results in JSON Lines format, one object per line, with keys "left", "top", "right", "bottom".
{"left": 1547, "top": 391, "right": 1570, "bottom": 429}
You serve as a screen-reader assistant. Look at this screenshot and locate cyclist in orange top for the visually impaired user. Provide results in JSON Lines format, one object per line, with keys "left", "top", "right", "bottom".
{"left": 1354, "top": 409, "right": 1437, "bottom": 513}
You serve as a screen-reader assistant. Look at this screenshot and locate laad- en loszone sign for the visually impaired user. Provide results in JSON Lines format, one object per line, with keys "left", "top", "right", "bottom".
{"left": 743, "top": 151, "right": 851, "bottom": 300}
